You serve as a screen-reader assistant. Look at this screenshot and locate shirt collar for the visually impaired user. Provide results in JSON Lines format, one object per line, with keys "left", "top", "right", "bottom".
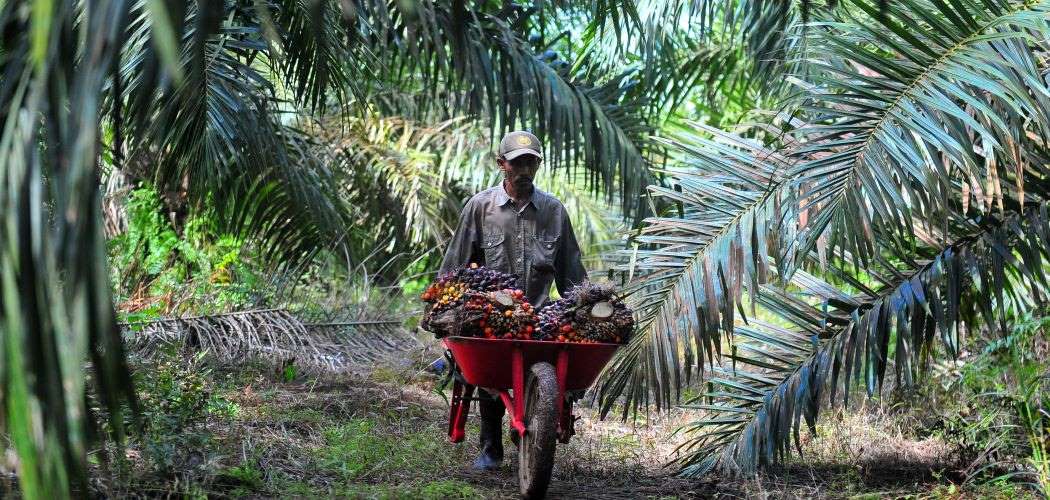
{"left": 496, "top": 181, "right": 537, "bottom": 210}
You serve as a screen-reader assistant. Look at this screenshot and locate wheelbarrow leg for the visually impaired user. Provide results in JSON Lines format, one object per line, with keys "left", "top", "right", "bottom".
{"left": 555, "top": 348, "right": 571, "bottom": 442}
{"left": 448, "top": 379, "right": 475, "bottom": 443}
{"left": 501, "top": 345, "right": 528, "bottom": 439}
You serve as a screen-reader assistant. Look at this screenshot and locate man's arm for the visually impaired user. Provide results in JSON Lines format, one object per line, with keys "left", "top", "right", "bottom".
{"left": 554, "top": 208, "right": 587, "bottom": 295}
{"left": 439, "top": 198, "right": 481, "bottom": 273}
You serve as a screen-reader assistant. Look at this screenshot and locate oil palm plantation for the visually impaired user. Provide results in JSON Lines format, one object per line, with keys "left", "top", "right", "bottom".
{"left": 0, "top": 0, "right": 706, "bottom": 496}
{"left": 5, "top": 0, "right": 1050, "bottom": 497}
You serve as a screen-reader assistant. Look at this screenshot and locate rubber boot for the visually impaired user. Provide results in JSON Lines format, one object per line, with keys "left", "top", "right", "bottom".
{"left": 473, "top": 395, "right": 505, "bottom": 471}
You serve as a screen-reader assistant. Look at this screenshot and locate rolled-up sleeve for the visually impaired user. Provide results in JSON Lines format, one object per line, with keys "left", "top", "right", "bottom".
{"left": 554, "top": 209, "right": 587, "bottom": 295}
{"left": 440, "top": 197, "right": 481, "bottom": 274}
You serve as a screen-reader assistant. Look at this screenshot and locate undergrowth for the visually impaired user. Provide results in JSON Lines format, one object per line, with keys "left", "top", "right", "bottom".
{"left": 920, "top": 312, "right": 1050, "bottom": 497}
{"left": 108, "top": 186, "right": 270, "bottom": 319}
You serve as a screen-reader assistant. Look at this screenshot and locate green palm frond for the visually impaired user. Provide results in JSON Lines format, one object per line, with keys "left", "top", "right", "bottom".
{"left": 319, "top": 111, "right": 626, "bottom": 270}
{"left": 118, "top": 3, "right": 352, "bottom": 268}
{"left": 611, "top": 33, "right": 756, "bottom": 126}
{"left": 675, "top": 203, "right": 1050, "bottom": 476}
{"left": 573, "top": 0, "right": 809, "bottom": 104}
{"left": 536, "top": 170, "right": 627, "bottom": 262}
{"left": 217, "top": 125, "right": 349, "bottom": 270}
{"left": 594, "top": 0, "right": 1050, "bottom": 478}
{"left": 270, "top": 0, "right": 366, "bottom": 111}
{"left": 785, "top": 0, "right": 1050, "bottom": 276}
{"left": 1, "top": 1, "right": 138, "bottom": 496}
{"left": 348, "top": 0, "right": 658, "bottom": 217}
{"left": 325, "top": 113, "right": 469, "bottom": 256}
{"left": 596, "top": 122, "right": 795, "bottom": 414}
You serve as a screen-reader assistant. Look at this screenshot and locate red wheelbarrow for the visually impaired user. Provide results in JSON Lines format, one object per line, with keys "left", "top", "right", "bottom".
{"left": 443, "top": 336, "right": 620, "bottom": 499}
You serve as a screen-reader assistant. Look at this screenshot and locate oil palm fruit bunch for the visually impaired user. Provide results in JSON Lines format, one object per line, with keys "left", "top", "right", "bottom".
{"left": 420, "top": 263, "right": 528, "bottom": 337}
{"left": 452, "top": 262, "right": 520, "bottom": 292}
{"left": 535, "top": 281, "right": 633, "bottom": 343}
{"left": 464, "top": 289, "right": 537, "bottom": 339}
{"left": 420, "top": 263, "right": 518, "bottom": 312}
{"left": 419, "top": 277, "right": 468, "bottom": 316}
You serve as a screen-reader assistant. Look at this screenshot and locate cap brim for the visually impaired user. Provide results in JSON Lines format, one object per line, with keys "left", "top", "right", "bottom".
{"left": 503, "top": 149, "right": 543, "bottom": 161}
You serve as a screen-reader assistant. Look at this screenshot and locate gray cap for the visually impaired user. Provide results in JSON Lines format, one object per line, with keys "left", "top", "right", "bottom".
{"left": 498, "top": 131, "right": 543, "bottom": 161}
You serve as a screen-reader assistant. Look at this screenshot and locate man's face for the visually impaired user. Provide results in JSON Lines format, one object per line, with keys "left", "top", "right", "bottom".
{"left": 499, "top": 155, "right": 542, "bottom": 194}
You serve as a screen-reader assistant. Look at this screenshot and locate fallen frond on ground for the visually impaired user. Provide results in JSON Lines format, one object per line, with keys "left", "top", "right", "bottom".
{"left": 121, "top": 308, "right": 420, "bottom": 374}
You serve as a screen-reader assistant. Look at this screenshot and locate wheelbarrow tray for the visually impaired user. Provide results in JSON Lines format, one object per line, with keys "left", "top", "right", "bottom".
{"left": 443, "top": 336, "right": 619, "bottom": 391}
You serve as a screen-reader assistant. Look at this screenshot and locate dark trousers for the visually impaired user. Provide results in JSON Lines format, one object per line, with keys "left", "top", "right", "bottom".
{"left": 478, "top": 390, "right": 505, "bottom": 459}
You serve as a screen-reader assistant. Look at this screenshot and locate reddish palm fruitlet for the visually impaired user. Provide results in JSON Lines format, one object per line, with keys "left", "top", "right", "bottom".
{"left": 420, "top": 264, "right": 534, "bottom": 338}
{"left": 464, "top": 288, "right": 536, "bottom": 339}
{"left": 535, "top": 281, "right": 633, "bottom": 344}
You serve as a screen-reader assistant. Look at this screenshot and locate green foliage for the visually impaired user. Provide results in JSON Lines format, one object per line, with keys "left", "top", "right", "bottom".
{"left": 282, "top": 479, "right": 482, "bottom": 499}
{"left": 0, "top": 3, "right": 138, "bottom": 495}
{"left": 112, "top": 187, "right": 183, "bottom": 278}
{"left": 207, "top": 395, "right": 242, "bottom": 421}
{"left": 2, "top": 0, "right": 670, "bottom": 494}
{"left": 318, "top": 419, "right": 458, "bottom": 482}
{"left": 134, "top": 352, "right": 216, "bottom": 474}
{"left": 415, "top": 480, "right": 482, "bottom": 499}
{"left": 219, "top": 460, "right": 265, "bottom": 494}
{"left": 318, "top": 112, "right": 626, "bottom": 283}
{"left": 928, "top": 313, "right": 1050, "bottom": 495}
{"left": 596, "top": 0, "right": 1050, "bottom": 481}
{"left": 109, "top": 186, "right": 271, "bottom": 317}
{"left": 11, "top": 0, "right": 1050, "bottom": 495}
{"left": 398, "top": 256, "right": 433, "bottom": 299}
{"left": 281, "top": 361, "right": 298, "bottom": 383}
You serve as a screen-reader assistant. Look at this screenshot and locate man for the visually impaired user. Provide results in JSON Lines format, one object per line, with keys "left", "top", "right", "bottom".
{"left": 439, "top": 130, "right": 587, "bottom": 470}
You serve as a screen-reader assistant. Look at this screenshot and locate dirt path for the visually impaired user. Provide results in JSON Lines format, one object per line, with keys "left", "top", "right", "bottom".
{"left": 221, "top": 374, "right": 714, "bottom": 499}
{"left": 97, "top": 357, "right": 986, "bottom": 499}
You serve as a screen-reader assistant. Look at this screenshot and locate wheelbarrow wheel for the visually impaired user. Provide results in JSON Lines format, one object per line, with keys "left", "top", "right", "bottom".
{"left": 519, "top": 362, "right": 558, "bottom": 499}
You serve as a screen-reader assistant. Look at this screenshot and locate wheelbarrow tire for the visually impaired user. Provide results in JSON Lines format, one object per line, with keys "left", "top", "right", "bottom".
{"left": 519, "top": 362, "right": 558, "bottom": 499}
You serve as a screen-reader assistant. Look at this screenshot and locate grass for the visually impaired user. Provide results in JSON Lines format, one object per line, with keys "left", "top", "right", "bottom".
{"left": 83, "top": 349, "right": 1047, "bottom": 499}
{"left": 280, "top": 479, "right": 482, "bottom": 499}
{"left": 317, "top": 418, "right": 454, "bottom": 481}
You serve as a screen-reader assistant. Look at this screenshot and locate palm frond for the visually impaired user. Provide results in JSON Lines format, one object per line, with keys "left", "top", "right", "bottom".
{"left": 676, "top": 203, "right": 1050, "bottom": 476}
{"left": 323, "top": 114, "right": 473, "bottom": 253}
{"left": 570, "top": 0, "right": 810, "bottom": 106}
{"left": 216, "top": 124, "right": 350, "bottom": 271}
{"left": 596, "top": 122, "right": 794, "bottom": 414}
{"left": 536, "top": 169, "right": 627, "bottom": 263}
{"left": 124, "top": 309, "right": 420, "bottom": 372}
{"left": 119, "top": 3, "right": 352, "bottom": 269}
{"left": 317, "top": 111, "right": 626, "bottom": 270}
{"left": 270, "top": 0, "right": 366, "bottom": 111}
{"left": 785, "top": 0, "right": 1050, "bottom": 276}
{"left": 348, "top": 0, "right": 658, "bottom": 217}
{"left": 0, "top": 1, "right": 138, "bottom": 496}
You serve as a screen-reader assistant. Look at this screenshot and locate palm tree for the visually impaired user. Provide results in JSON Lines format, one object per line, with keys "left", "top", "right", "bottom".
{"left": 320, "top": 111, "right": 626, "bottom": 275}
{"left": 14, "top": 0, "right": 1047, "bottom": 495}
{"left": 0, "top": 0, "right": 733, "bottom": 496}
{"left": 598, "top": 0, "right": 1050, "bottom": 481}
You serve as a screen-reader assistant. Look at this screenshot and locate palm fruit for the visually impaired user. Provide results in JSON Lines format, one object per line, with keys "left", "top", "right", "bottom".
{"left": 468, "top": 289, "right": 535, "bottom": 339}
{"left": 420, "top": 264, "right": 533, "bottom": 338}
{"left": 535, "top": 281, "right": 634, "bottom": 344}
{"left": 535, "top": 297, "right": 571, "bottom": 341}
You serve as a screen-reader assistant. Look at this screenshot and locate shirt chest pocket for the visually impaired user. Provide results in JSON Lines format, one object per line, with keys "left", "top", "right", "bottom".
{"left": 481, "top": 234, "right": 507, "bottom": 270}
{"left": 530, "top": 233, "right": 559, "bottom": 274}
